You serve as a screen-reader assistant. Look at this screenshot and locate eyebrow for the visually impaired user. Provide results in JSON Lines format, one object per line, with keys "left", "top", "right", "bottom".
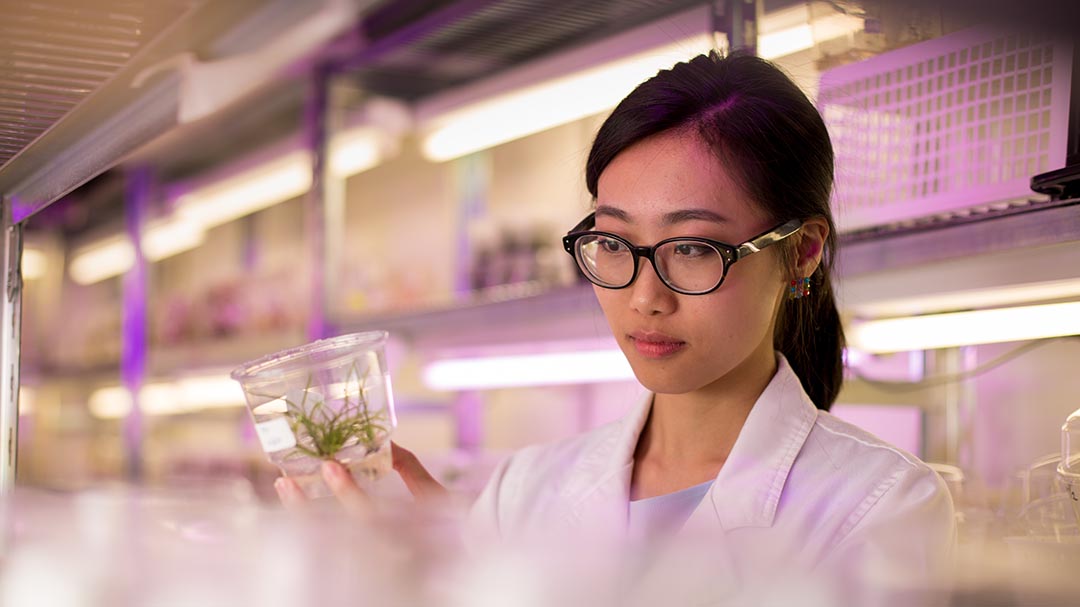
{"left": 594, "top": 205, "right": 728, "bottom": 225}
{"left": 594, "top": 205, "right": 632, "bottom": 222}
{"left": 661, "top": 208, "right": 728, "bottom": 225}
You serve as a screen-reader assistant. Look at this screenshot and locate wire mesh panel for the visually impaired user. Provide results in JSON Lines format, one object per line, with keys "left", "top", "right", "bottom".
{"left": 819, "top": 28, "right": 1073, "bottom": 232}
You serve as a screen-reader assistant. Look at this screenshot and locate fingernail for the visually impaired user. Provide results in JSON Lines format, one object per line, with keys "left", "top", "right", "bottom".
{"left": 275, "top": 478, "right": 299, "bottom": 503}
{"left": 322, "top": 460, "right": 346, "bottom": 481}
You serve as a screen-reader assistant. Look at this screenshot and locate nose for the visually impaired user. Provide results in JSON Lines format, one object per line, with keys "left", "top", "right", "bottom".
{"left": 629, "top": 258, "right": 676, "bottom": 316}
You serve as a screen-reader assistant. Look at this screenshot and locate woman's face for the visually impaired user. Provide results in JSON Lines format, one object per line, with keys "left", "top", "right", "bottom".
{"left": 593, "top": 129, "right": 786, "bottom": 395}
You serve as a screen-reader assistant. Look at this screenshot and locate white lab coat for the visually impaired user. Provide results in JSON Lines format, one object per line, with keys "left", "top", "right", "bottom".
{"left": 467, "top": 354, "right": 956, "bottom": 605}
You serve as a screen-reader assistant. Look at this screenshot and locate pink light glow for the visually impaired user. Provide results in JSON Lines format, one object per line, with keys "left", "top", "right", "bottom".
{"left": 830, "top": 404, "right": 923, "bottom": 457}
{"left": 422, "top": 348, "right": 634, "bottom": 390}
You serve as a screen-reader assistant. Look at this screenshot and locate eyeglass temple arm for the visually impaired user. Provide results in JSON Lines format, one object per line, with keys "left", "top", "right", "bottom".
{"left": 562, "top": 212, "right": 597, "bottom": 254}
{"left": 568, "top": 212, "right": 596, "bottom": 233}
{"left": 735, "top": 219, "right": 803, "bottom": 260}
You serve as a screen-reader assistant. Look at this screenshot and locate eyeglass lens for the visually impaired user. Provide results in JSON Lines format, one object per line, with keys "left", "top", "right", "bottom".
{"left": 576, "top": 235, "right": 726, "bottom": 293}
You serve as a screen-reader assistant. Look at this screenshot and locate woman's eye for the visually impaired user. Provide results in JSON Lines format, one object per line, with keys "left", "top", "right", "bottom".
{"left": 598, "top": 238, "right": 626, "bottom": 254}
{"left": 673, "top": 243, "right": 712, "bottom": 258}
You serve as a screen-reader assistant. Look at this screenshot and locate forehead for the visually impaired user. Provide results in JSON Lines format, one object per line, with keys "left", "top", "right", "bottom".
{"left": 595, "top": 129, "right": 764, "bottom": 225}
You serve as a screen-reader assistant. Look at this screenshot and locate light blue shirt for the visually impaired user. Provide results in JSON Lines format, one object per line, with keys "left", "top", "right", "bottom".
{"left": 627, "top": 480, "right": 714, "bottom": 540}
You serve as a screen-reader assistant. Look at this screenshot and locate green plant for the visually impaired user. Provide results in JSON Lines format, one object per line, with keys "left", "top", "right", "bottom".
{"left": 282, "top": 362, "right": 389, "bottom": 461}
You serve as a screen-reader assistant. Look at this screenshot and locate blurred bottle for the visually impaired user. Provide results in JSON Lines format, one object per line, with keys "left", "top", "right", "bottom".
{"left": 504, "top": 222, "right": 534, "bottom": 285}
{"left": 467, "top": 218, "right": 499, "bottom": 292}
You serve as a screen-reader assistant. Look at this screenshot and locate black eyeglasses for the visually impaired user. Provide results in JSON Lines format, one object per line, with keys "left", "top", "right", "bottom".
{"left": 561, "top": 212, "right": 802, "bottom": 295}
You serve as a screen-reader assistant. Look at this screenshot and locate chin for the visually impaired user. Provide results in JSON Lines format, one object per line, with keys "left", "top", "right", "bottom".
{"left": 628, "top": 365, "right": 702, "bottom": 395}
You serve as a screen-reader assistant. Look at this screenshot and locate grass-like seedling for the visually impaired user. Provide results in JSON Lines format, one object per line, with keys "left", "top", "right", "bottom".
{"left": 281, "top": 362, "right": 389, "bottom": 461}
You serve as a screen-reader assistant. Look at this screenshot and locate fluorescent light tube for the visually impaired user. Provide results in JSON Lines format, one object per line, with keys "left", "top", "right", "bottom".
{"left": 329, "top": 128, "right": 383, "bottom": 177}
{"left": 423, "top": 349, "right": 635, "bottom": 390}
{"left": 809, "top": 13, "right": 867, "bottom": 43}
{"left": 176, "top": 151, "right": 313, "bottom": 229}
{"left": 21, "top": 247, "right": 47, "bottom": 280}
{"left": 174, "top": 128, "right": 384, "bottom": 229}
{"left": 19, "top": 387, "right": 34, "bottom": 415}
{"left": 88, "top": 386, "right": 133, "bottom": 419}
{"left": 139, "top": 383, "right": 189, "bottom": 416}
{"left": 759, "top": 24, "right": 817, "bottom": 59}
{"left": 142, "top": 217, "right": 205, "bottom": 262}
{"left": 848, "top": 301, "right": 1080, "bottom": 354}
{"left": 849, "top": 278, "right": 1080, "bottom": 319}
{"left": 69, "top": 235, "right": 135, "bottom": 286}
{"left": 418, "top": 6, "right": 863, "bottom": 162}
{"left": 171, "top": 375, "right": 246, "bottom": 412}
{"left": 88, "top": 375, "right": 244, "bottom": 419}
{"left": 68, "top": 126, "right": 385, "bottom": 285}
{"left": 419, "top": 36, "right": 713, "bottom": 162}
{"left": 757, "top": 5, "right": 864, "bottom": 59}
{"left": 68, "top": 217, "right": 207, "bottom": 285}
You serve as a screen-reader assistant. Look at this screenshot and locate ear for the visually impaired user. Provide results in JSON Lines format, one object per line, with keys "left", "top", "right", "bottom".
{"left": 792, "top": 217, "right": 829, "bottom": 278}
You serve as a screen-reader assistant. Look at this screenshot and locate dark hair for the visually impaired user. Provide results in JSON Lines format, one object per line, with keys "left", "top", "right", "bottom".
{"left": 585, "top": 51, "right": 844, "bottom": 410}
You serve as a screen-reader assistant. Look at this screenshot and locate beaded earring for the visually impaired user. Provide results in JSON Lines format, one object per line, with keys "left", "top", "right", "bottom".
{"left": 788, "top": 276, "right": 811, "bottom": 300}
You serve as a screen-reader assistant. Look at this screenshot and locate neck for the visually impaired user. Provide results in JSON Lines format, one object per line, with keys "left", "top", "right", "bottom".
{"left": 634, "top": 346, "right": 778, "bottom": 480}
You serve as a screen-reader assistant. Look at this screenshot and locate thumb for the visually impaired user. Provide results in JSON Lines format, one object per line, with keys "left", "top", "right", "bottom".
{"left": 391, "top": 442, "right": 448, "bottom": 503}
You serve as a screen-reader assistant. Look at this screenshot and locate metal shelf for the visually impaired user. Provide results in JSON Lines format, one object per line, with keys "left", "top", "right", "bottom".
{"left": 838, "top": 198, "right": 1080, "bottom": 277}
{"left": 338, "top": 282, "right": 607, "bottom": 349}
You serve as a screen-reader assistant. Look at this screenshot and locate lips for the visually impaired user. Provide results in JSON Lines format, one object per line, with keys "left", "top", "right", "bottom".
{"left": 628, "top": 331, "right": 687, "bottom": 359}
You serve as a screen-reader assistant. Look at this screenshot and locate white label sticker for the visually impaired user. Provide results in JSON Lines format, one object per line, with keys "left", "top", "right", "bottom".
{"left": 255, "top": 417, "right": 297, "bottom": 453}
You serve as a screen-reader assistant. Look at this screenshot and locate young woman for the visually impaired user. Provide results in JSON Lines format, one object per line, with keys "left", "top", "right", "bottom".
{"left": 277, "top": 51, "right": 955, "bottom": 599}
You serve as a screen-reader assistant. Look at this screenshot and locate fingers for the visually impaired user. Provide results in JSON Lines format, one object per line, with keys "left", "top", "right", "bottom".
{"left": 321, "top": 459, "right": 371, "bottom": 516}
{"left": 274, "top": 477, "right": 308, "bottom": 512}
{"left": 279, "top": 447, "right": 444, "bottom": 516}
{"left": 391, "top": 442, "right": 449, "bottom": 503}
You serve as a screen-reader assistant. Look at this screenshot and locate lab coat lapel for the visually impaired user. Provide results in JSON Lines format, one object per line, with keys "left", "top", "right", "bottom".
{"left": 558, "top": 392, "right": 653, "bottom": 538}
{"left": 554, "top": 356, "right": 819, "bottom": 602}
{"left": 670, "top": 355, "right": 819, "bottom": 602}
{"left": 556, "top": 356, "right": 817, "bottom": 536}
{"left": 704, "top": 354, "right": 818, "bottom": 531}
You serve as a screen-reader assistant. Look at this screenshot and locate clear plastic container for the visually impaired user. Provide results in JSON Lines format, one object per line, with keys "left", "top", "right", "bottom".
{"left": 231, "top": 331, "right": 397, "bottom": 498}
{"left": 1059, "top": 408, "right": 1080, "bottom": 527}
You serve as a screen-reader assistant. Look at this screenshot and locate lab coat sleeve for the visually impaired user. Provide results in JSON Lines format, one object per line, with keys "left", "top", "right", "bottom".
{"left": 818, "top": 464, "right": 957, "bottom": 604}
{"left": 463, "top": 454, "right": 514, "bottom": 549}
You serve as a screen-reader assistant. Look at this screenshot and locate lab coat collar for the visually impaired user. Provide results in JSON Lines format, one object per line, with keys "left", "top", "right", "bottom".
{"left": 557, "top": 385, "right": 652, "bottom": 535}
{"left": 700, "top": 353, "right": 819, "bottom": 530}
{"left": 558, "top": 353, "right": 819, "bottom": 534}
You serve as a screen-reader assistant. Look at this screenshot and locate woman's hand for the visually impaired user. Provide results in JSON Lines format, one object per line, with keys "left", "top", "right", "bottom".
{"left": 274, "top": 442, "right": 448, "bottom": 512}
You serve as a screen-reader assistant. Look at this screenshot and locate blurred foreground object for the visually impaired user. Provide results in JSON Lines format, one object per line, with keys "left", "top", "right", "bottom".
{"left": 0, "top": 481, "right": 1077, "bottom": 606}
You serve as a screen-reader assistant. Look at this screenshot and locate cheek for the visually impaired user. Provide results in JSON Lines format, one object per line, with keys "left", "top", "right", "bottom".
{"left": 687, "top": 298, "right": 765, "bottom": 340}
{"left": 593, "top": 287, "right": 625, "bottom": 328}
{"left": 736, "top": 253, "right": 787, "bottom": 303}
{"left": 697, "top": 267, "right": 784, "bottom": 337}
{"left": 593, "top": 285, "right": 616, "bottom": 311}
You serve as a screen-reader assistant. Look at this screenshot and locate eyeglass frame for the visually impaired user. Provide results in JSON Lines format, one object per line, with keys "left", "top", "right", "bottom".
{"left": 561, "top": 212, "right": 803, "bottom": 295}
